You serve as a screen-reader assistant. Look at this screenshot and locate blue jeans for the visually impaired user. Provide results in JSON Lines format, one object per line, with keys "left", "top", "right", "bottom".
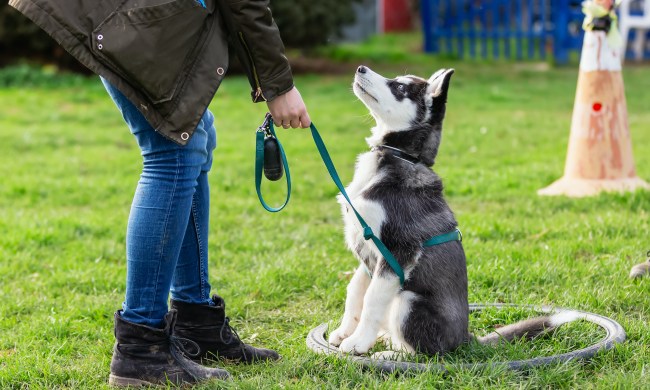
{"left": 102, "top": 79, "right": 217, "bottom": 328}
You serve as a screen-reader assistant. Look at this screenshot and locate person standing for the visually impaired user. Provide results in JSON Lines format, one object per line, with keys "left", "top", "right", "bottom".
{"left": 9, "top": 0, "right": 310, "bottom": 386}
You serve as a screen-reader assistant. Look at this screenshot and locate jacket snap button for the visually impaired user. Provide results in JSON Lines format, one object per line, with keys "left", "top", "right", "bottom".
{"left": 98, "top": 43, "right": 103, "bottom": 50}
{"left": 98, "top": 34, "right": 103, "bottom": 40}
{"left": 217, "top": 67, "right": 224, "bottom": 76}
{"left": 181, "top": 132, "right": 190, "bottom": 141}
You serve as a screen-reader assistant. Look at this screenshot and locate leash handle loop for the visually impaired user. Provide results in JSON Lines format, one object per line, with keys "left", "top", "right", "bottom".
{"left": 254, "top": 116, "right": 291, "bottom": 212}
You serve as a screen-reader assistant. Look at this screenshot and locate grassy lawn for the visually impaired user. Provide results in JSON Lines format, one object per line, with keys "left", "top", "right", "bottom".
{"left": 1, "top": 50, "right": 649, "bottom": 388}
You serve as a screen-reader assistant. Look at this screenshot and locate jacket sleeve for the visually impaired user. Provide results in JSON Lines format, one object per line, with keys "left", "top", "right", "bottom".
{"left": 220, "top": 0, "right": 294, "bottom": 102}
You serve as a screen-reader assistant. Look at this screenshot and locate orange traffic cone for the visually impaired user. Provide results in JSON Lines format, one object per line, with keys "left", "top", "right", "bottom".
{"left": 538, "top": 2, "right": 649, "bottom": 197}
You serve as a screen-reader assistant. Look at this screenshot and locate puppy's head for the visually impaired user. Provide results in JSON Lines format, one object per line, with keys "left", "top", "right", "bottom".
{"left": 352, "top": 66, "right": 454, "bottom": 131}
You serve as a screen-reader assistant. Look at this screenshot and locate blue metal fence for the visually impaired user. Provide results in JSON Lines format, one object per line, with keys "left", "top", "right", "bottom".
{"left": 625, "top": 0, "right": 650, "bottom": 59}
{"left": 421, "top": 0, "right": 586, "bottom": 63}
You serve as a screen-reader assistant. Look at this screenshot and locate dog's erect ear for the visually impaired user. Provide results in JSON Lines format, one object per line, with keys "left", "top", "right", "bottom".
{"left": 427, "top": 68, "right": 455, "bottom": 101}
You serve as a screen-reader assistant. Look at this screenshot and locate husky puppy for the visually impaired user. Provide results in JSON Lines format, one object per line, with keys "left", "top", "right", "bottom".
{"left": 328, "top": 66, "right": 577, "bottom": 357}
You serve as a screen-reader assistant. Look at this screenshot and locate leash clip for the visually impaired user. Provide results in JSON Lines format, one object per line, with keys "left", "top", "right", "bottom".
{"left": 257, "top": 112, "right": 273, "bottom": 137}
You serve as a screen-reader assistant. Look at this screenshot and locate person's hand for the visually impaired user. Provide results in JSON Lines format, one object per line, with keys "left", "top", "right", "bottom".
{"left": 266, "top": 87, "right": 311, "bottom": 129}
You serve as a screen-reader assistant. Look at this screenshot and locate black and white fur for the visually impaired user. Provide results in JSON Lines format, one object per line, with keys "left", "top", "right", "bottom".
{"left": 328, "top": 66, "right": 579, "bottom": 357}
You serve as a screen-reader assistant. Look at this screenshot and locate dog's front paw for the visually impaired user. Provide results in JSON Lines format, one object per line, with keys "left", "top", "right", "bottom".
{"left": 328, "top": 327, "right": 350, "bottom": 347}
{"left": 338, "top": 333, "right": 376, "bottom": 355}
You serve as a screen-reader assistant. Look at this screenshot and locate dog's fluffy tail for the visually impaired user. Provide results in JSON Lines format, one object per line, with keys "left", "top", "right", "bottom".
{"left": 477, "top": 311, "right": 582, "bottom": 345}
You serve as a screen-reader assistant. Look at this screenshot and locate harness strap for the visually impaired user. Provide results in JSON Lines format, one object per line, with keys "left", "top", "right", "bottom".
{"left": 361, "top": 228, "right": 462, "bottom": 280}
{"left": 423, "top": 228, "right": 462, "bottom": 247}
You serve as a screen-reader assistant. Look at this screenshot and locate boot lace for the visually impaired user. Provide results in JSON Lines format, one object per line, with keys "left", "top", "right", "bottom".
{"left": 170, "top": 335, "right": 201, "bottom": 358}
{"left": 219, "top": 316, "right": 248, "bottom": 362}
{"left": 219, "top": 317, "right": 236, "bottom": 345}
{"left": 168, "top": 336, "right": 207, "bottom": 382}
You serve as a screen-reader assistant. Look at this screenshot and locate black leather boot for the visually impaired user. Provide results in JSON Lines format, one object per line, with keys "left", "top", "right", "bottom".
{"left": 170, "top": 295, "right": 280, "bottom": 364}
{"left": 109, "top": 310, "right": 230, "bottom": 387}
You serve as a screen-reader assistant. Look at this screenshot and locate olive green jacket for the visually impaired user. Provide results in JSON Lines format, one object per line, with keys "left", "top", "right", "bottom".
{"left": 9, "top": 0, "right": 294, "bottom": 145}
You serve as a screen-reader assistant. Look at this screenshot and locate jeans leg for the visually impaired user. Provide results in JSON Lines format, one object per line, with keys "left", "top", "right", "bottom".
{"left": 102, "top": 78, "right": 215, "bottom": 328}
{"left": 171, "top": 111, "right": 217, "bottom": 305}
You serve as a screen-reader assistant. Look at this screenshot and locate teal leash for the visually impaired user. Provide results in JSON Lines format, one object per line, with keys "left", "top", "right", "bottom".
{"left": 308, "top": 123, "right": 407, "bottom": 285}
{"left": 254, "top": 115, "right": 462, "bottom": 286}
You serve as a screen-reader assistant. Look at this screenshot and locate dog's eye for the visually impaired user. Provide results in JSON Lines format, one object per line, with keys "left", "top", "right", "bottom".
{"left": 397, "top": 84, "right": 405, "bottom": 92}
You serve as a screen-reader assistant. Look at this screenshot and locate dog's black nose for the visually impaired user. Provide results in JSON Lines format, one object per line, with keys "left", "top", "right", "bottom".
{"left": 357, "top": 65, "right": 367, "bottom": 74}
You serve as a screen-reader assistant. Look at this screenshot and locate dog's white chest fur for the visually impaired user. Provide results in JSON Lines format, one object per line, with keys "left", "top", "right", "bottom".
{"left": 339, "top": 152, "right": 386, "bottom": 272}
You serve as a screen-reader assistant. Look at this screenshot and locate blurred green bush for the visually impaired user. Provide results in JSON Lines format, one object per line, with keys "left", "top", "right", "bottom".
{"left": 271, "top": 0, "right": 361, "bottom": 49}
{"left": 0, "top": 1, "right": 87, "bottom": 71}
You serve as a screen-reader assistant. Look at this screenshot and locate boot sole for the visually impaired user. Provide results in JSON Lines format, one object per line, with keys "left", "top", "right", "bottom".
{"left": 109, "top": 374, "right": 158, "bottom": 387}
{"left": 109, "top": 373, "right": 231, "bottom": 387}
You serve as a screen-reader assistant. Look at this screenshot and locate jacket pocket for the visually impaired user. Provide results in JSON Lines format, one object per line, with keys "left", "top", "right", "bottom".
{"left": 92, "top": 0, "right": 212, "bottom": 104}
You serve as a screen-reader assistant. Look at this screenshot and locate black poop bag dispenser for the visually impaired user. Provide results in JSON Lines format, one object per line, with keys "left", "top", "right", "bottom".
{"left": 258, "top": 113, "right": 283, "bottom": 181}
{"left": 263, "top": 134, "right": 284, "bottom": 181}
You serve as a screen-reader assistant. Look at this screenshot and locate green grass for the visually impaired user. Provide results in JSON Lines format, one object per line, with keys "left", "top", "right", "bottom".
{"left": 0, "top": 50, "right": 649, "bottom": 389}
